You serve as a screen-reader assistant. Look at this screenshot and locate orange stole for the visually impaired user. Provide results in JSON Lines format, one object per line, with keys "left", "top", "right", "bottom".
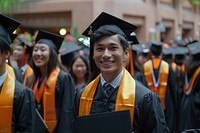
{"left": 33, "top": 67, "right": 60, "bottom": 133}
{"left": 184, "top": 66, "right": 200, "bottom": 95}
{"left": 23, "top": 65, "right": 33, "bottom": 85}
{"left": 0, "top": 73, "right": 15, "bottom": 133}
{"left": 144, "top": 59, "right": 169, "bottom": 109}
{"left": 79, "top": 68, "right": 135, "bottom": 124}
{"left": 128, "top": 48, "right": 134, "bottom": 76}
{"left": 5, "top": 64, "right": 15, "bottom": 79}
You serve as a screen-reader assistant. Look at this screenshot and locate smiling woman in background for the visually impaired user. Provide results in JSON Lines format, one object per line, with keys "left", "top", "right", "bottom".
{"left": 27, "top": 30, "right": 76, "bottom": 133}
{"left": 69, "top": 54, "right": 89, "bottom": 94}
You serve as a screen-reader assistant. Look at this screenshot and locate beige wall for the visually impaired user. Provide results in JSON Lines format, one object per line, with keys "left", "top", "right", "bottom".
{"left": 5, "top": 0, "right": 200, "bottom": 43}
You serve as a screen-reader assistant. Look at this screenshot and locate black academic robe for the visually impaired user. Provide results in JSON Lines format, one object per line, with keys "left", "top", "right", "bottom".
{"left": 36, "top": 70, "right": 76, "bottom": 133}
{"left": 153, "top": 67, "right": 178, "bottom": 133}
{"left": 14, "top": 68, "right": 24, "bottom": 83}
{"left": 75, "top": 80, "right": 169, "bottom": 133}
{"left": 177, "top": 73, "right": 200, "bottom": 132}
{"left": 171, "top": 64, "right": 185, "bottom": 102}
{"left": 134, "top": 70, "right": 148, "bottom": 87}
{"left": 12, "top": 80, "right": 36, "bottom": 133}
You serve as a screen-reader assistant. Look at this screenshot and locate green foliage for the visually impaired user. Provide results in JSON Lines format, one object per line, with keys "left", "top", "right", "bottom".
{"left": 0, "top": 0, "right": 20, "bottom": 13}
{"left": 191, "top": 0, "right": 200, "bottom": 5}
{"left": 70, "top": 24, "right": 81, "bottom": 41}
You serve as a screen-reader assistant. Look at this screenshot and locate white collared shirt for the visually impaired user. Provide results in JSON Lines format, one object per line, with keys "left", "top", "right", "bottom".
{"left": 100, "top": 69, "right": 124, "bottom": 89}
{"left": 0, "top": 71, "right": 7, "bottom": 90}
{"left": 20, "top": 64, "right": 27, "bottom": 75}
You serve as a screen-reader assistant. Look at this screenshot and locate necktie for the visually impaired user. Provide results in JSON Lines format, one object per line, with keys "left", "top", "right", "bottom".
{"left": 20, "top": 68, "right": 24, "bottom": 77}
{"left": 103, "top": 83, "right": 114, "bottom": 97}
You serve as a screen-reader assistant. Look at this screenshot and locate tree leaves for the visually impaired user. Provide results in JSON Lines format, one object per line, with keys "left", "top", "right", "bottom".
{"left": 191, "top": 0, "right": 200, "bottom": 5}
{"left": 0, "top": 0, "right": 20, "bottom": 13}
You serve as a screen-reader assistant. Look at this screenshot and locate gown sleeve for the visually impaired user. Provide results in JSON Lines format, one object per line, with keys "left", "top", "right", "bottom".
{"left": 133, "top": 81, "right": 170, "bottom": 133}
{"left": 54, "top": 71, "right": 76, "bottom": 133}
{"left": 12, "top": 80, "right": 36, "bottom": 133}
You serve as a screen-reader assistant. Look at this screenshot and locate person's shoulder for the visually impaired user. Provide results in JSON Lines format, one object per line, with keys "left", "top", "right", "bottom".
{"left": 135, "top": 80, "right": 157, "bottom": 104}
{"left": 14, "top": 80, "right": 34, "bottom": 96}
{"left": 57, "top": 70, "right": 72, "bottom": 81}
{"left": 58, "top": 70, "right": 71, "bottom": 77}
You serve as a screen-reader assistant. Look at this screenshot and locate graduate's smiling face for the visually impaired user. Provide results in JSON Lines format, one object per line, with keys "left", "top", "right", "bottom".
{"left": 93, "top": 34, "right": 127, "bottom": 77}
{"left": 72, "top": 58, "right": 87, "bottom": 79}
{"left": 13, "top": 45, "right": 24, "bottom": 61}
{"left": 0, "top": 50, "right": 10, "bottom": 75}
{"left": 32, "top": 43, "right": 50, "bottom": 68}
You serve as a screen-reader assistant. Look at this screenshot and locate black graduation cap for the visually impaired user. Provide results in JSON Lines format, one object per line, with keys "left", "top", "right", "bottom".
{"left": 189, "top": 46, "right": 200, "bottom": 56}
{"left": 173, "top": 47, "right": 189, "bottom": 55}
{"left": 128, "top": 32, "right": 140, "bottom": 45}
{"left": 131, "top": 44, "right": 142, "bottom": 52}
{"left": 162, "top": 47, "right": 174, "bottom": 55}
{"left": 59, "top": 42, "right": 81, "bottom": 56}
{"left": 82, "top": 12, "right": 137, "bottom": 39}
{"left": 187, "top": 41, "right": 200, "bottom": 50}
{"left": 18, "top": 37, "right": 33, "bottom": 47}
{"left": 10, "top": 34, "right": 18, "bottom": 43}
{"left": 0, "top": 14, "right": 21, "bottom": 44}
{"left": 132, "top": 44, "right": 149, "bottom": 53}
{"left": 17, "top": 37, "right": 33, "bottom": 55}
{"left": 153, "top": 42, "right": 164, "bottom": 47}
{"left": 35, "top": 30, "right": 64, "bottom": 53}
{"left": 187, "top": 42, "right": 200, "bottom": 59}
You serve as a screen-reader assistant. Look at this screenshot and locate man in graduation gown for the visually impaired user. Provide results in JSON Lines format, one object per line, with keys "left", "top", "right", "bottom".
{"left": 0, "top": 14, "right": 35, "bottom": 133}
{"left": 177, "top": 42, "right": 200, "bottom": 132}
{"left": 143, "top": 42, "right": 178, "bottom": 132}
{"left": 75, "top": 12, "right": 169, "bottom": 133}
{"left": 13, "top": 37, "right": 33, "bottom": 85}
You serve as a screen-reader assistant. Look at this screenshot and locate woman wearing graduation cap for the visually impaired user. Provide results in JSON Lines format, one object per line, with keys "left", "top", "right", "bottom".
{"left": 75, "top": 12, "right": 169, "bottom": 133}
{"left": 177, "top": 42, "right": 200, "bottom": 132}
{"left": 0, "top": 14, "right": 35, "bottom": 133}
{"left": 27, "top": 30, "right": 76, "bottom": 133}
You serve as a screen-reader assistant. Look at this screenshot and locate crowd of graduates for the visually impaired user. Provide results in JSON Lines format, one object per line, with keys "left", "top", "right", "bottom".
{"left": 0, "top": 11, "right": 200, "bottom": 133}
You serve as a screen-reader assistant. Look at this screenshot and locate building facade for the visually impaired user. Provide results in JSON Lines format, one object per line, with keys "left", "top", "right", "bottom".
{"left": 4, "top": 0, "right": 200, "bottom": 44}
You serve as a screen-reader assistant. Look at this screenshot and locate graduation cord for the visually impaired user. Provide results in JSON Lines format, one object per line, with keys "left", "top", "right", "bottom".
{"left": 185, "top": 74, "right": 189, "bottom": 90}
{"left": 150, "top": 59, "right": 162, "bottom": 91}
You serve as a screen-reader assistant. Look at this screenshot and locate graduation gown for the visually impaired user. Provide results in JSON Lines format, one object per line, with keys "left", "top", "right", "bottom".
{"left": 134, "top": 70, "right": 148, "bottom": 87}
{"left": 144, "top": 59, "right": 178, "bottom": 132}
{"left": 177, "top": 73, "right": 200, "bottom": 132}
{"left": 36, "top": 70, "right": 76, "bottom": 133}
{"left": 152, "top": 66, "right": 178, "bottom": 133}
{"left": 13, "top": 68, "right": 24, "bottom": 83}
{"left": 75, "top": 80, "right": 169, "bottom": 133}
{"left": 12, "top": 80, "right": 36, "bottom": 133}
{"left": 171, "top": 63, "right": 185, "bottom": 102}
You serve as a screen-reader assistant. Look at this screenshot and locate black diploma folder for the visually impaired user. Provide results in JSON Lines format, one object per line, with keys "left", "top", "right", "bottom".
{"left": 33, "top": 109, "right": 48, "bottom": 133}
{"left": 76, "top": 110, "right": 132, "bottom": 133}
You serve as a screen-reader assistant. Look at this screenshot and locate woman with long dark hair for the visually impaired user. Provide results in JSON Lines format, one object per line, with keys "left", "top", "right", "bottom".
{"left": 27, "top": 30, "right": 76, "bottom": 133}
{"left": 69, "top": 54, "right": 89, "bottom": 93}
